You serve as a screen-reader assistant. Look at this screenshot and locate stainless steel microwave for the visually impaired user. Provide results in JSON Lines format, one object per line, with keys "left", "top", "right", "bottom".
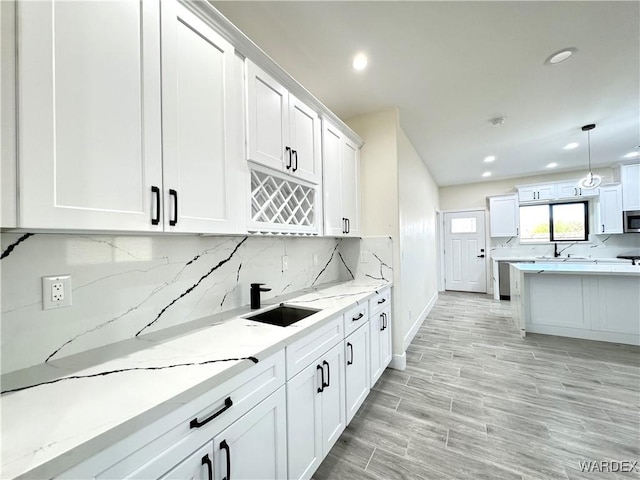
{"left": 623, "top": 210, "right": 640, "bottom": 233}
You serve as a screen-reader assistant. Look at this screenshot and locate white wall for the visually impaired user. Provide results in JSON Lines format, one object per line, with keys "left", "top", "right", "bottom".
{"left": 397, "top": 127, "right": 439, "bottom": 353}
{"left": 348, "top": 108, "right": 439, "bottom": 368}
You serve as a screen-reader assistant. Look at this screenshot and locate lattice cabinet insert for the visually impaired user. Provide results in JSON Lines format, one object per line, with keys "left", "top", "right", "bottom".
{"left": 249, "top": 167, "right": 320, "bottom": 234}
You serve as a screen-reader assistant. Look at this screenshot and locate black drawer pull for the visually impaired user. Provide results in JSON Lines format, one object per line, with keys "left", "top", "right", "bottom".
{"left": 292, "top": 149, "right": 298, "bottom": 172}
{"left": 317, "top": 364, "right": 325, "bottom": 393}
{"left": 190, "top": 397, "right": 232, "bottom": 428}
{"left": 221, "top": 439, "right": 231, "bottom": 480}
{"left": 352, "top": 312, "right": 364, "bottom": 321}
{"left": 169, "top": 189, "right": 178, "bottom": 226}
{"left": 202, "top": 454, "right": 213, "bottom": 480}
{"left": 151, "top": 186, "right": 160, "bottom": 225}
{"left": 377, "top": 298, "right": 386, "bottom": 304}
{"left": 322, "top": 360, "right": 330, "bottom": 388}
{"left": 285, "top": 146, "right": 292, "bottom": 169}
{"left": 347, "top": 342, "right": 353, "bottom": 365}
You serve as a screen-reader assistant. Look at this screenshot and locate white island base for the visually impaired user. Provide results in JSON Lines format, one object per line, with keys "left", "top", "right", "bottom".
{"left": 510, "top": 263, "right": 640, "bottom": 346}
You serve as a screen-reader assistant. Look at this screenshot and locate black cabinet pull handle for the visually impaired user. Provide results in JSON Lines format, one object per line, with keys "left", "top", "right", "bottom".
{"left": 151, "top": 186, "right": 160, "bottom": 225}
{"left": 347, "top": 342, "right": 353, "bottom": 365}
{"left": 377, "top": 298, "right": 386, "bottom": 305}
{"left": 477, "top": 254, "right": 485, "bottom": 258}
{"left": 221, "top": 440, "right": 231, "bottom": 480}
{"left": 317, "top": 364, "right": 325, "bottom": 393}
{"left": 380, "top": 313, "right": 386, "bottom": 331}
{"left": 342, "top": 217, "right": 346, "bottom": 234}
{"left": 352, "top": 312, "right": 364, "bottom": 321}
{"left": 346, "top": 218, "right": 350, "bottom": 234}
{"left": 285, "top": 146, "right": 292, "bottom": 169}
{"left": 322, "top": 360, "right": 330, "bottom": 388}
{"left": 602, "top": 224, "right": 605, "bottom": 233}
{"left": 292, "top": 150, "right": 298, "bottom": 172}
{"left": 202, "top": 454, "right": 213, "bottom": 480}
{"left": 169, "top": 189, "right": 178, "bottom": 226}
{"left": 190, "top": 397, "right": 233, "bottom": 428}
{"left": 579, "top": 188, "right": 582, "bottom": 196}
{"left": 384, "top": 313, "right": 388, "bottom": 330}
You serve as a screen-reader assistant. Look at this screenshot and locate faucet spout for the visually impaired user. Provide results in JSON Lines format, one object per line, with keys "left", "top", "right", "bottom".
{"left": 250, "top": 283, "right": 272, "bottom": 309}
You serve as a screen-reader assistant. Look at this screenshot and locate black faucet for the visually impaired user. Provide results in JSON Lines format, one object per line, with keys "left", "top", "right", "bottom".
{"left": 250, "top": 283, "right": 271, "bottom": 309}
{"left": 554, "top": 243, "right": 560, "bottom": 258}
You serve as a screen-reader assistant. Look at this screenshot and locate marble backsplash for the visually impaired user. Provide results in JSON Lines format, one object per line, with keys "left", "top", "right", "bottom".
{"left": 491, "top": 233, "right": 640, "bottom": 259}
{"left": 0, "top": 233, "right": 393, "bottom": 374}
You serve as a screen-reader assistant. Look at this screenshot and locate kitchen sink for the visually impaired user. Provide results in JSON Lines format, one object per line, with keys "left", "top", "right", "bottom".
{"left": 245, "top": 304, "right": 320, "bottom": 327}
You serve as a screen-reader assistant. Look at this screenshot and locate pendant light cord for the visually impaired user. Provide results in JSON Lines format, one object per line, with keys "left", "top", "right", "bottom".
{"left": 587, "top": 129, "right": 592, "bottom": 172}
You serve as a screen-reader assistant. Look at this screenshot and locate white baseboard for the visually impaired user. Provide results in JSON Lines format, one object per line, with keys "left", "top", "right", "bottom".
{"left": 402, "top": 291, "right": 438, "bottom": 351}
{"left": 389, "top": 352, "right": 406, "bottom": 370}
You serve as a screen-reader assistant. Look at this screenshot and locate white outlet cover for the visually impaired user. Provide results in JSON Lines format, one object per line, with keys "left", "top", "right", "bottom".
{"left": 42, "top": 275, "right": 72, "bottom": 310}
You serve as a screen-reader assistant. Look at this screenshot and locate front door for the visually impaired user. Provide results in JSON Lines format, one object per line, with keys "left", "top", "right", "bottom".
{"left": 444, "top": 211, "right": 487, "bottom": 293}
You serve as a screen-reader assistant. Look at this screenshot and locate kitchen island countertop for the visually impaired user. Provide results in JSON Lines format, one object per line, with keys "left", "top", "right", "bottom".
{"left": 0, "top": 279, "right": 391, "bottom": 480}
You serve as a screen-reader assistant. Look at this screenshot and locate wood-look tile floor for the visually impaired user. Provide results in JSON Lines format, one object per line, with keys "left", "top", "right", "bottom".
{"left": 313, "top": 291, "right": 640, "bottom": 479}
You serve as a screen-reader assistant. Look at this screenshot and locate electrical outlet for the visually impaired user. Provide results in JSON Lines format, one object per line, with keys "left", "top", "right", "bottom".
{"left": 360, "top": 250, "right": 369, "bottom": 263}
{"left": 43, "top": 275, "right": 72, "bottom": 310}
{"left": 312, "top": 253, "right": 319, "bottom": 266}
{"left": 282, "top": 255, "right": 289, "bottom": 271}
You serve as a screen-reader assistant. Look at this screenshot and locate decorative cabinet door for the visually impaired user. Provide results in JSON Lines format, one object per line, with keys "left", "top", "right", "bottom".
{"left": 17, "top": 0, "right": 163, "bottom": 230}
{"left": 289, "top": 95, "right": 321, "bottom": 184}
{"left": 345, "top": 325, "right": 370, "bottom": 425}
{"left": 246, "top": 60, "right": 289, "bottom": 172}
{"left": 597, "top": 184, "right": 623, "bottom": 234}
{"left": 322, "top": 121, "right": 344, "bottom": 236}
{"left": 489, "top": 194, "right": 519, "bottom": 237}
{"left": 319, "top": 342, "right": 346, "bottom": 455}
{"left": 161, "top": 1, "right": 243, "bottom": 234}
{"left": 341, "top": 137, "right": 361, "bottom": 237}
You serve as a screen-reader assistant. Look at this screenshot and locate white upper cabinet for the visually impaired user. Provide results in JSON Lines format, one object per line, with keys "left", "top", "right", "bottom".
{"left": 556, "top": 181, "right": 599, "bottom": 199}
{"left": 517, "top": 183, "right": 556, "bottom": 202}
{"left": 16, "top": 0, "right": 163, "bottom": 230}
{"left": 322, "top": 120, "right": 360, "bottom": 237}
{"left": 618, "top": 163, "right": 640, "bottom": 210}
{"left": 246, "top": 60, "right": 321, "bottom": 184}
{"left": 596, "top": 184, "right": 623, "bottom": 234}
{"left": 161, "top": 1, "right": 244, "bottom": 234}
{"left": 488, "top": 194, "right": 519, "bottom": 237}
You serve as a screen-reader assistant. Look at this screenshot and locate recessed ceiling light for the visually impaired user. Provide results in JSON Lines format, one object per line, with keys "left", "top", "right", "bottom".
{"left": 547, "top": 162, "right": 558, "bottom": 168}
{"left": 352, "top": 53, "right": 368, "bottom": 71}
{"left": 545, "top": 48, "right": 577, "bottom": 65}
{"left": 623, "top": 151, "right": 639, "bottom": 159}
{"left": 482, "top": 171, "right": 491, "bottom": 177}
{"left": 563, "top": 142, "right": 579, "bottom": 150}
{"left": 484, "top": 155, "right": 496, "bottom": 163}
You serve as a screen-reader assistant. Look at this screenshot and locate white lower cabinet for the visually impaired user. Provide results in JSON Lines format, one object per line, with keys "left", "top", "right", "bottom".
{"left": 213, "top": 386, "right": 287, "bottom": 480}
{"left": 369, "top": 308, "right": 392, "bottom": 385}
{"left": 344, "top": 323, "right": 370, "bottom": 425}
{"left": 286, "top": 341, "right": 346, "bottom": 480}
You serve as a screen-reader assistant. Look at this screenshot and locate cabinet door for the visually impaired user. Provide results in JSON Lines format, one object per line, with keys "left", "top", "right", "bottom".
{"left": 158, "top": 443, "right": 213, "bottom": 480}
{"left": 289, "top": 95, "right": 321, "bottom": 184}
{"left": 322, "top": 121, "right": 345, "bottom": 236}
{"left": 556, "top": 182, "right": 579, "bottom": 199}
{"left": 213, "top": 387, "right": 287, "bottom": 480}
{"left": 597, "top": 184, "right": 623, "bottom": 234}
{"left": 17, "top": 0, "right": 163, "bottom": 231}
{"left": 621, "top": 164, "right": 640, "bottom": 210}
{"left": 341, "top": 137, "right": 361, "bottom": 237}
{"left": 286, "top": 360, "right": 323, "bottom": 480}
{"left": 536, "top": 184, "right": 556, "bottom": 201}
{"left": 320, "top": 342, "right": 347, "bottom": 455}
{"left": 517, "top": 186, "right": 537, "bottom": 202}
{"left": 161, "top": 1, "right": 242, "bottom": 234}
{"left": 489, "top": 194, "right": 519, "bottom": 237}
{"left": 345, "top": 325, "right": 370, "bottom": 425}
{"left": 246, "top": 60, "right": 289, "bottom": 172}
{"left": 369, "top": 313, "right": 382, "bottom": 386}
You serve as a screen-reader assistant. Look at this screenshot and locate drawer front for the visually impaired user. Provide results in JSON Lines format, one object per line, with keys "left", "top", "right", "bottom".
{"left": 343, "top": 302, "right": 369, "bottom": 337}
{"left": 369, "top": 288, "right": 391, "bottom": 315}
{"left": 286, "top": 315, "right": 343, "bottom": 380}
{"left": 63, "top": 350, "right": 285, "bottom": 480}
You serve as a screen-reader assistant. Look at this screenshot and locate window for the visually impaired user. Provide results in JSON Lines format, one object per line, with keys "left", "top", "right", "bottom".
{"left": 450, "top": 217, "right": 477, "bottom": 233}
{"left": 519, "top": 201, "right": 588, "bottom": 242}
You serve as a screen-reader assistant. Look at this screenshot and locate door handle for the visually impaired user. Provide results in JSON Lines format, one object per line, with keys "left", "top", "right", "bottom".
{"left": 477, "top": 254, "right": 485, "bottom": 258}
{"left": 347, "top": 342, "right": 353, "bottom": 365}
{"left": 220, "top": 440, "right": 231, "bottom": 480}
{"left": 346, "top": 218, "right": 350, "bottom": 234}
{"left": 285, "top": 146, "right": 292, "bottom": 169}
{"left": 380, "top": 313, "right": 385, "bottom": 331}
{"left": 151, "top": 186, "right": 160, "bottom": 225}
{"left": 322, "top": 360, "right": 330, "bottom": 388}
{"left": 342, "top": 217, "right": 347, "bottom": 234}
{"left": 292, "top": 149, "right": 298, "bottom": 172}
{"left": 317, "top": 364, "right": 325, "bottom": 393}
{"left": 169, "top": 189, "right": 178, "bottom": 226}
{"left": 352, "top": 312, "right": 364, "bottom": 321}
{"left": 202, "top": 454, "right": 213, "bottom": 480}
{"left": 190, "top": 397, "right": 233, "bottom": 428}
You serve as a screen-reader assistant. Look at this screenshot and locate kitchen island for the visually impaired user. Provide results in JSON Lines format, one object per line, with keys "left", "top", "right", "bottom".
{"left": 509, "top": 263, "right": 640, "bottom": 345}
{"left": 0, "top": 279, "right": 391, "bottom": 480}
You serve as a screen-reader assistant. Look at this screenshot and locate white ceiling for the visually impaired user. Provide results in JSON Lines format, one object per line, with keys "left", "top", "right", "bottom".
{"left": 212, "top": 1, "right": 640, "bottom": 186}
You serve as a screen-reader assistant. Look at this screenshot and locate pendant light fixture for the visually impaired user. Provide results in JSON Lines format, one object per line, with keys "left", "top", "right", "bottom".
{"left": 578, "top": 123, "right": 602, "bottom": 190}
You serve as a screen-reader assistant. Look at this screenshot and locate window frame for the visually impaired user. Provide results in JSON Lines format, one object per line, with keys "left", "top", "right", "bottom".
{"left": 519, "top": 200, "right": 589, "bottom": 243}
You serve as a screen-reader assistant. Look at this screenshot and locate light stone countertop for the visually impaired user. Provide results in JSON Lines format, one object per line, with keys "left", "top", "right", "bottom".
{"left": 0, "top": 279, "right": 391, "bottom": 480}
{"left": 510, "top": 262, "right": 640, "bottom": 276}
